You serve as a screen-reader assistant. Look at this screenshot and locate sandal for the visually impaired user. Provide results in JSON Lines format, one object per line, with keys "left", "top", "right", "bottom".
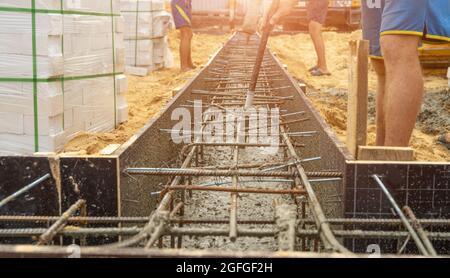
{"left": 308, "top": 66, "right": 318, "bottom": 72}
{"left": 437, "top": 135, "right": 450, "bottom": 150}
{"left": 310, "top": 68, "right": 331, "bottom": 76}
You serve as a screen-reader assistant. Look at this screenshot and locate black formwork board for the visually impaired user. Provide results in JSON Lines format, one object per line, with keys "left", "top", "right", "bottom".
{"left": 344, "top": 162, "right": 450, "bottom": 254}
{"left": 0, "top": 156, "right": 59, "bottom": 244}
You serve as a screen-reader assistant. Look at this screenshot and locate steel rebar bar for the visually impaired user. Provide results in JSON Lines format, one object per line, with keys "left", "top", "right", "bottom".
{"left": 372, "top": 175, "right": 430, "bottom": 256}
{"left": 0, "top": 174, "right": 51, "bottom": 210}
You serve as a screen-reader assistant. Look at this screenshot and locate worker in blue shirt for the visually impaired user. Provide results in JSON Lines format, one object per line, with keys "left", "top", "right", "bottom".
{"left": 171, "top": 0, "right": 195, "bottom": 72}
{"left": 267, "top": 0, "right": 450, "bottom": 149}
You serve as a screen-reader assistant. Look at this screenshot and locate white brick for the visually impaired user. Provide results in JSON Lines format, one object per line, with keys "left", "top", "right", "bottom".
{"left": 0, "top": 131, "right": 67, "bottom": 155}
{"left": 24, "top": 114, "right": 64, "bottom": 136}
{"left": 117, "top": 95, "right": 127, "bottom": 107}
{"left": 116, "top": 104, "right": 129, "bottom": 124}
{"left": 0, "top": 13, "right": 62, "bottom": 36}
{"left": 115, "top": 16, "right": 125, "bottom": 33}
{"left": 0, "top": 34, "right": 62, "bottom": 56}
{"left": 0, "top": 54, "right": 63, "bottom": 78}
{"left": 125, "top": 65, "right": 148, "bottom": 76}
{"left": 0, "top": 93, "right": 64, "bottom": 117}
{"left": 0, "top": 112, "right": 24, "bottom": 134}
{"left": 115, "top": 74, "right": 128, "bottom": 94}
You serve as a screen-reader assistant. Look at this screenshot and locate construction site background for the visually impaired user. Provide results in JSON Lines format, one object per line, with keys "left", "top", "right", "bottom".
{"left": 64, "top": 28, "right": 450, "bottom": 161}
{"left": 58, "top": 0, "right": 449, "bottom": 161}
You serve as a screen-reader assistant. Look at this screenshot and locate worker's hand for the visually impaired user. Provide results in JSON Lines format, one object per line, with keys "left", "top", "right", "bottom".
{"left": 262, "top": 0, "right": 297, "bottom": 28}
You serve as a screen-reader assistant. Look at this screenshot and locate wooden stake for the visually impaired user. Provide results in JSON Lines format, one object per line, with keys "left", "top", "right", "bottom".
{"left": 172, "top": 86, "right": 182, "bottom": 97}
{"left": 347, "top": 40, "right": 369, "bottom": 158}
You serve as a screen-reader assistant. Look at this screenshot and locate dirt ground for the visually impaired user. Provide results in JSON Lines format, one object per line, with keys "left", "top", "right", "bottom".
{"left": 64, "top": 29, "right": 449, "bottom": 161}
{"left": 269, "top": 30, "right": 450, "bottom": 161}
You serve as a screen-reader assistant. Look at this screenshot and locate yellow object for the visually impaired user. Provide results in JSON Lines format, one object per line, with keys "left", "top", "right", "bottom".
{"left": 420, "top": 43, "right": 450, "bottom": 57}
{"left": 175, "top": 4, "right": 192, "bottom": 25}
{"left": 380, "top": 30, "right": 424, "bottom": 37}
{"left": 351, "top": 0, "right": 361, "bottom": 8}
{"left": 369, "top": 42, "right": 450, "bottom": 67}
{"left": 229, "top": 0, "right": 236, "bottom": 9}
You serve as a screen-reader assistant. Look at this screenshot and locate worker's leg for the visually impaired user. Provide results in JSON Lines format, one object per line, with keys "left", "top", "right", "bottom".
{"left": 370, "top": 58, "right": 386, "bottom": 146}
{"left": 308, "top": 20, "right": 329, "bottom": 74}
{"left": 186, "top": 27, "right": 195, "bottom": 69}
{"left": 306, "top": 0, "right": 329, "bottom": 74}
{"left": 361, "top": 0, "right": 387, "bottom": 144}
{"left": 179, "top": 27, "right": 192, "bottom": 72}
{"left": 381, "top": 35, "right": 423, "bottom": 147}
{"left": 171, "top": 0, "right": 193, "bottom": 71}
{"left": 242, "top": 0, "right": 262, "bottom": 34}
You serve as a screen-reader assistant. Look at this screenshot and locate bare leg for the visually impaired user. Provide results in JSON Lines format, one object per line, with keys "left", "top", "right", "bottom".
{"left": 371, "top": 58, "right": 386, "bottom": 146}
{"left": 186, "top": 28, "right": 195, "bottom": 69}
{"left": 308, "top": 20, "right": 329, "bottom": 74}
{"left": 381, "top": 35, "right": 423, "bottom": 147}
{"left": 179, "top": 26, "right": 193, "bottom": 72}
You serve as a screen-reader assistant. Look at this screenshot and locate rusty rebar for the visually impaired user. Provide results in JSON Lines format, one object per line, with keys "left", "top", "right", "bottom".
{"left": 1, "top": 226, "right": 450, "bottom": 241}
{"left": 37, "top": 200, "right": 86, "bottom": 245}
{"left": 168, "top": 185, "right": 305, "bottom": 195}
{"left": 372, "top": 175, "right": 430, "bottom": 256}
{"left": 229, "top": 146, "right": 239, "bottom": 241}
{"left": 189, "top": 142, "right": 306, "bottom": 148}
{"left": 280, "top": 126, "right": 350, "bottom": 254}
{"left": 125, "top": 168, "right": 342, "bottom": 178}
{"left": 403, "top": 206, "right": 438, "bottom": 256}
{"left": 2, "top": 216, "right": 449, "bottom": 227}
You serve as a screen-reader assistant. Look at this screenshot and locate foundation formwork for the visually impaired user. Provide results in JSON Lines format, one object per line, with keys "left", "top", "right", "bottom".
{"left": 0, "top": 33, "right": 449, "bottom": 257}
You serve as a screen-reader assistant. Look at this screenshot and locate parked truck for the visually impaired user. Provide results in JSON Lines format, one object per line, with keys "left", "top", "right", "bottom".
{"left": 281, "top": 0, "right": 361, "bottom": 30}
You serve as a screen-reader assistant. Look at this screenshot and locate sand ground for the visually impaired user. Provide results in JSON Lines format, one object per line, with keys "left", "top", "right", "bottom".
{"left": 64, "top": 29, "right": 449, "bottom": 161}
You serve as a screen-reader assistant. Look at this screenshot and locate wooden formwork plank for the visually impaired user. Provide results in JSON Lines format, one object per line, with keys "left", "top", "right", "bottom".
{"left": 357, "top": 146, "right": 415, "bottom": 161}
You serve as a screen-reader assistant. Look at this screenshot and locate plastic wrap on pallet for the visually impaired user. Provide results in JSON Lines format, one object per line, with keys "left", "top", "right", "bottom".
{"left": 0, "top": 0, "right": 128, "bottom": 155}
{"left": 120, "top": 0, "right": 173, "bottom": 74}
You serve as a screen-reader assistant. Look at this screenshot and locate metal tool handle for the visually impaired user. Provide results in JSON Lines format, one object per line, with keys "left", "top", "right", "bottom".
{"left": 245, "top": 24, "right": 273, "bottom": 108}
{"left": 248, "top": 22, "right": 273, "bottom": 93}
{"left": 245, "top": 0, "right": 279, "bottom": 108}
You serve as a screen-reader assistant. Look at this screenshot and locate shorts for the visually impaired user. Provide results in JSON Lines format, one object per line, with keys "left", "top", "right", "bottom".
{"left": 171, "top": 0, "right": 192, "bottom": 29}
{"left": 307, "top": 0, "right": 329, "bottom": 25}
{"left": 362, "top": 0, "right": 450, "bottom": 59}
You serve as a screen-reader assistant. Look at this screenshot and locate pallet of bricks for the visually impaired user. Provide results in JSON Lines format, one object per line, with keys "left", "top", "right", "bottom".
{"left": 0, "top": 0, "right": 128, "bottom": 155}
{"left": 120, "top": 0, "right": 172, "bottom": 76}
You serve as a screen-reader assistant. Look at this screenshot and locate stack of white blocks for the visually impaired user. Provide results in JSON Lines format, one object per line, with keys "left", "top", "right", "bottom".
{"left": 121, "top": 0, "right": 173, "bottom": 75}
{"left": 0, "top": 0, "right": 128, "bottom": 155}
